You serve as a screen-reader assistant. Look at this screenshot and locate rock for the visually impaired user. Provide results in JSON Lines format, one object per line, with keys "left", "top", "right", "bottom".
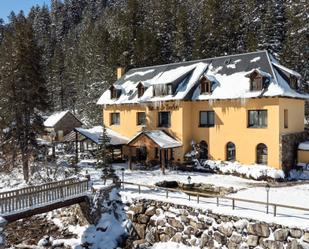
{"left": 127, "top": 210, "right": 135, "bottom": 221}
{"left": 145, "top": 227, "right": 157, "bottom": 244}
{"left": 159, "top": 234, "right": 171, "bottom": 242}
{"left": 168, "top": 218, "right": 184, "bottom": 230}
{"left": 145, "top": 206, "right": 156, "bottom": 216}
{"left": 304, "top": 232, "right": 309, "bottom": 243}
{"left": 133, "top": 223, "right": 146, "bottom": 239}
{"left": 156, "top": 217, "right": 167, "bottom": 227}
{"left": 171, "top": 232, "right": 183, "bottom": 243}
{"left": 290, "top": 229, "right": 303, "bottom": 239}
{"left": 164, "top": 226, "right": 177, "bottom": 238}
{"left": 218, "top": 222, "right": 234, "bottom": 237}
{"left": 246, "top": 235, "right": 259, "bottom": 247}
{"left": 300, "top": 241, "right": 309, "bottom": 249}
{"left": 233, "top": 219, "right": 249, "bottom": 232}
{"left": 200, "top": 233, "right": 214, "bottom": 248}
{"left": 230, "top": 232, "right": 242, "bottom": 244}
{"left": 155, "top": 208, "right": 164, "bottom": 216}
{"left": 214, "top": 231, "right": 227, "bottom": 245}
{"left": 180, "top": 215, "right": 189, "bottom": 224}
{"left": 206, "top": 217, "right": 214, "bottom": 226}
{"left": 239, "top": 243, "right": 249, "bottom": 249}
{"left": 274, "top": 229, "right": 289, "bottom": 241}
{"left": 247, "top": 223, "right": 270, "bottom": 237}
{"left": 137, "top": 214, "right": 150, "bottom": 224}
{"left": 132, "top": 239, "right": 147, "bottom": 249}
{"left": 262, "top": 239, "right": 284, "bottom": 249}
{"left": 287, "top": 239, "right": 304, "bottom": 249}
{"left": 227, "top": 241, "right": 240, "bottom": 249}
{"left": 184, "top": 226, "right": 195, "bottom": 236}
{"left": 131, "top": 204, "right": 145, "bottom": 214}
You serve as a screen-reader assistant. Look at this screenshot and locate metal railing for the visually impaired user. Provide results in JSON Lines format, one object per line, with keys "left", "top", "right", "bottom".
{"left": 0, "top": 178, "right": 90, "bottom": 215}
{"left": 121, "top": 181, "right": 309, "bottom": 218}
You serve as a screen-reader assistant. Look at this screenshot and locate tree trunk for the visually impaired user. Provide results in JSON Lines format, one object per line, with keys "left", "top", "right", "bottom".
{"left": 22, "top": 153, "right": 29, "bottom": 182}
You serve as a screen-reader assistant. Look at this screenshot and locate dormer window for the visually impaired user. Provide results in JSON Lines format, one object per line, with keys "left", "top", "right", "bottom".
{"left": 153, "top": 83, "right": 173, "bottom": 97}
{"left": 110, "top": 85, "right": 121, "bottom": 99}
{"left": 246, "top": 70, "right": 270, "bottom": 91}
{"left": 200, "top": 76, "right": 212, "bottom": 94}
{"left": 290, "top": 76, "right": 298, "bottom": 90}
{"left": 137, "top": 83, "right": 145, "bottom": 98}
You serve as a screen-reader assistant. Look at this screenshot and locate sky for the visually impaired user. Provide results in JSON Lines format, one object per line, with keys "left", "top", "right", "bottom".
{"left": 0, "top": 0, "right": 51, "bottom": 23}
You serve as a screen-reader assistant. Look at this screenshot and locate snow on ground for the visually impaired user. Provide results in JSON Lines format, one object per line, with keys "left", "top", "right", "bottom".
{"left": 111, "top": 163, "right": 262, "bottom": 190}
{"left": 107, "top": 164, "right": 309, "bottom": 229}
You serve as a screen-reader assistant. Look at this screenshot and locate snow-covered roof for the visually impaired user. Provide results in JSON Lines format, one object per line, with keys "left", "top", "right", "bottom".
{"left": 128, "top": 130, "right": 182, "bottom": 149}
{"left": 44, "top": 111, "right": 70, "bottom": 127}
{"left": 75, "top": 126, "right": 129, "bottom": 145}
{"left": 97, "top": 51, "right": 309, "bottom": 105}
{"left": 298, "top": 141, "right": 309, "bottom": 151}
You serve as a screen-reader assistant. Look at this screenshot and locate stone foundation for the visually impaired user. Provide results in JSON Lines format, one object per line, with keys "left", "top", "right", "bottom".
{"left": 127, "top": 199, "right": 309, "bottom": 249}
{"left": 280, "top": 131, "right": 309, "bottom": 174}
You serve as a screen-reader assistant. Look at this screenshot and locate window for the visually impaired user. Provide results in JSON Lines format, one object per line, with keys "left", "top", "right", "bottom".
{"left": 158, "top": 111, "right": 171, "bottom": 127}
{"left": 251, "top": 76, "right": 263, "bottom": 91}
{"left": 200, "top": 77, "right": 211, "bottom": 94}
{"left": 137, "top": 112, "right": 146, "bottom": 126}
{"left": 199, "top": 111, "right": 215, "bottom": 127}
{"left": 110, "top": 113, "right": 120, "bottom": 125}
{"left": 137, "top": 84, "right": 145, "bottom": 98}
{"left": 110, "top": 86, "right": 120, "bottom": 99}
{"left": 199, "top": 140, "right": 208, "bottom": 159}
{"left": 284, "top": 109, "right": 288, "bottom": 128}
{"left": 226, "top": 142, "right": 236, "bottom": 161}
{"left": 153, "top": 84, "right": 173, "bottom": 96}
{"left": 290, "top": 76, "right": 298, "bottom": 90}
{"left": 248, "top": 110, "right": 267, "bottom": 128}
{"left": 256, "top": 143, "right": 267, "bottom": 165}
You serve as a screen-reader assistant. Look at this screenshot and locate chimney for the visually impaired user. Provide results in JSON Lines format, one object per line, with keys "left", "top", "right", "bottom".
{"left": 117, "top": 67, "right": 125, "bottom": 80}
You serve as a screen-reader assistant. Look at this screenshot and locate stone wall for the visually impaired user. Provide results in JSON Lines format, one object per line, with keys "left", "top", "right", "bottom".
{"left": 280, "top": 131, "right": 309, "bottom": 174}
{"left": 0, "top": 217, "right": 7, "bottom": 249}
{"left": 127, "top": 199, "right": 309, "bottom": 249}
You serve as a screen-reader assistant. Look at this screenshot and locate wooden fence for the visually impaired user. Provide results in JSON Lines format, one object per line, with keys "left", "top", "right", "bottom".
{"left": 121, "top": 181, "right": 309, "bottom": 218}
{"left": 0, "top": 178, "right": 90, "bottom": 215}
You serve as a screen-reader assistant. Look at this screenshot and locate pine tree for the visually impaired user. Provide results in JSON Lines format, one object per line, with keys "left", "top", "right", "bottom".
{"left": 0, "top": 12, "right": 49, "bottom": 182}
{"left": 96, "top": 126, "right": 115, "bottom": 184}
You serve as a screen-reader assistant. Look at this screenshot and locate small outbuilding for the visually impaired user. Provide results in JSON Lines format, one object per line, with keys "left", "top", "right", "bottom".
{"left": 44, "top": 111, "right": 83, "bottom": 142}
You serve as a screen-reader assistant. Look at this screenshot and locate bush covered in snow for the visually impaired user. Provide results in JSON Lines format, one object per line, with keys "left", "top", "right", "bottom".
{"left": 200, "top": 160, "right": 285, "bottom": 181}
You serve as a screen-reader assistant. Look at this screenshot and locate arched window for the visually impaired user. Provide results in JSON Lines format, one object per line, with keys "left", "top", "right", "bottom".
{"left": 256, "top": 143, "right": 268, "bottom": 165}
{"left": 199, "top": 140, "right": 208, "bottom": 159}
{"left": 226, "top": 142, "right": 236, "bottom": 161}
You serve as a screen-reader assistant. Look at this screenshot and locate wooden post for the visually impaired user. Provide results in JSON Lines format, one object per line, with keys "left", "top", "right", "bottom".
{"left": 128, "top": 147, "right": 132, "bottom": 170}
{"left": 161, "top": 149, "right": 166, "bottom": 175}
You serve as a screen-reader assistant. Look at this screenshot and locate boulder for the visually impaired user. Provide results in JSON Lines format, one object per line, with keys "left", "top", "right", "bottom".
{"left": 227, "top": 241, "right": 240, "bottom": 249}
{"left": 184, "top": 226, "right": 195, "bottom": 236}
{"left": 137, "top": 214, "right": 150, "bottom": 224}
{"left": 145, "top": 206, "right": 156, "bottom": 216}
{"left": 164, "top": 226, "right": 177, "bottom": 238}
{"left": 303, "top": 232, "right": 309, "bottom": 243}
{"left": 218, "top": 222, "right": 234, "bottom": 237}
{"left": 247, "top": 223, "right": 270, "bottom": 237}
{"left": 145, "top": 227, "right": 157, "bottom": 243}
{"left": 168, "top": 218, "right": 184, "bottom": 230}
{"left": 131, "top": 204, "right": 145, "bottom": 214}
{"left": 274, "top": 229, "right": 289, "bottom": 241}
{"left": 171, "top": 232, "right": 183, "bottom": 243}
{"left": 133, "top": 223, "right": 146, "bottom": 239}
{"left": 132, "top": 239, "right": 148, "bottom": 249}
{"left": 230, "top": 232, "right": 242, "bottom": 244}
{"left": 214, "top": 231, "right": 227, "bottom": 245}
{"left": 287, "top": 239, "right": 304, "bottom": 249}
{"left": 290, "top": 229, "right": 303, "bottom": 239}
{"left": 159, "top": 234, "right": 171, "bottom": 242}
{"left": 233, "top": 219, "right": 249, "bottom": 232}
{"left": 262, "top": 239, "right": 284, "bottom": 249}
{"left": 200, "top": 233, "right": 214, "bottom": 248}
{"left": 246, "top": 235, "right": 259, "bottom": 247}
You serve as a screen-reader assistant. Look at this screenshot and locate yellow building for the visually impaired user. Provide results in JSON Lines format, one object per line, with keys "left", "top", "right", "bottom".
{"left": 97, "top": 51, "right": 308, "bottom": 173}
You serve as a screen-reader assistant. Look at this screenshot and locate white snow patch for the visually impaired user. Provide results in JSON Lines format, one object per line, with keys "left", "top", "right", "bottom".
{"left": 298, "top": 141, "right": 309, "bottom": 151}
{"left": 44, "top": 111, "right": 69, "bottom": 127}
{"left": 250, "top": 57, "right": 261, "bottom": 63}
